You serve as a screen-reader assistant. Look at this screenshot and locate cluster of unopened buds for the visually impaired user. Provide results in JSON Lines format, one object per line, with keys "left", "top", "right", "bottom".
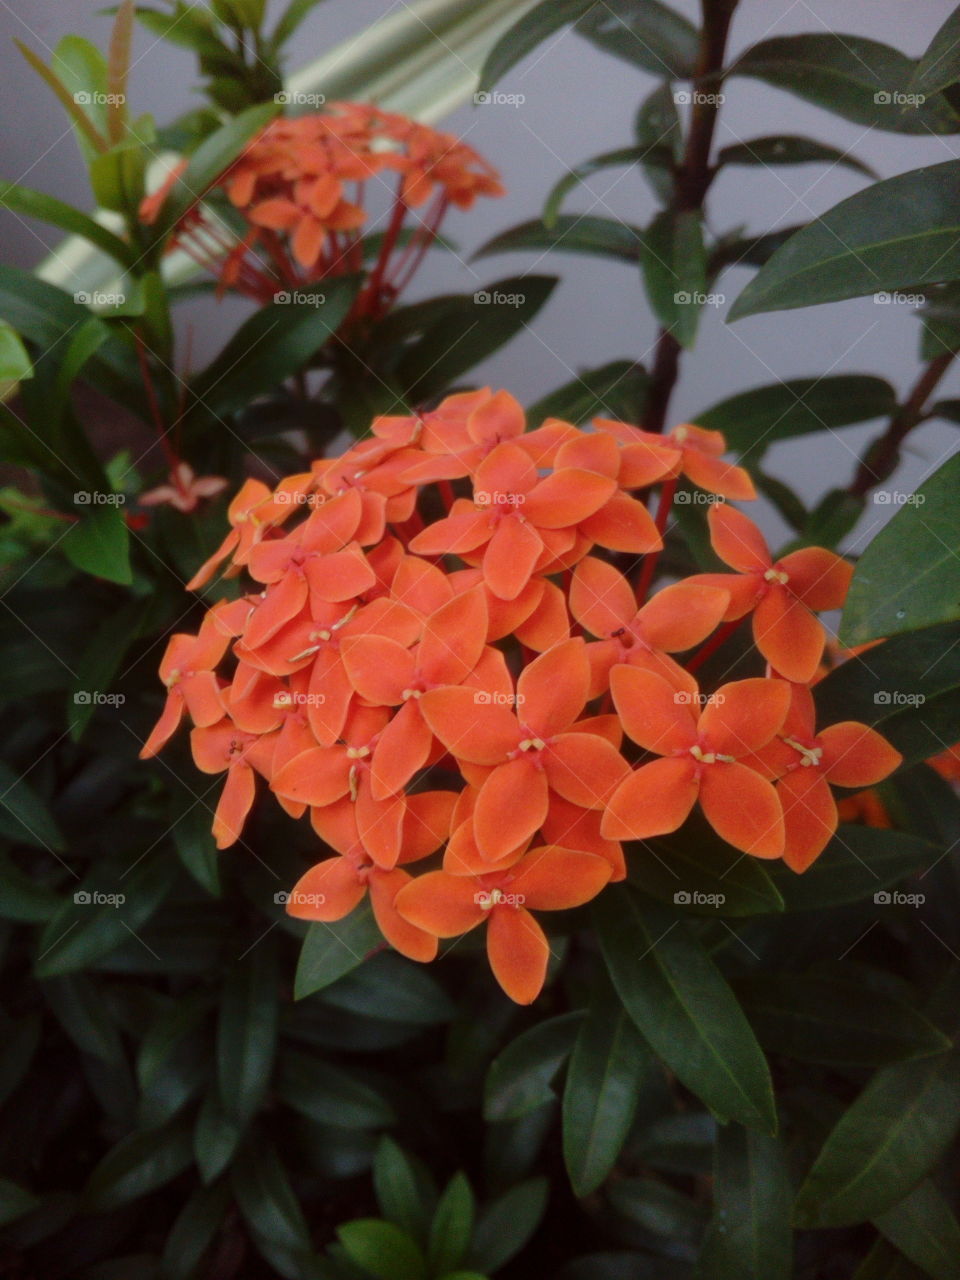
{"left": 143, "top": 390, "right": 904, "bottom": 1003}
{"left": 140, "top": 103, "right": 503, "bottom": 316}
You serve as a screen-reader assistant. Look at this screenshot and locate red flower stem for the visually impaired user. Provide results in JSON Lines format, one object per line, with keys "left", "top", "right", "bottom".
{"left": 634, "top": 476, "right": 677, "bottom": 605}
{"left": 134, "top": 330, "right": 179, "bottom": 473}
{"left": 389, "top": 195, "right": 449, "bottom": 296}
{"left": 361, "top": 180, "right": 408, "bottom": 317}
{"left": 438, "top": 480, "right": 455, "bottom": 514}
{"left": 685, "top": 617, "right": 742, "bottom": 674}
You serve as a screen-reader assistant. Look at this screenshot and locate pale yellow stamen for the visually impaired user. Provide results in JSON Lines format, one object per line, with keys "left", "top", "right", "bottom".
{"left": 764, "top": 568, "right": 789, "bottom": 585}
{"left": 518, "top": 737, "right": 547, "bottom": 752}
{"left": 783, "top": 737, "right": 823, "bottom": 767}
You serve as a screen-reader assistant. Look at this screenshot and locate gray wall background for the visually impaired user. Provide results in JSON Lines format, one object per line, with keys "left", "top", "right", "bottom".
{"left": 2, "top": 0, "right": 958, "bottom": 551}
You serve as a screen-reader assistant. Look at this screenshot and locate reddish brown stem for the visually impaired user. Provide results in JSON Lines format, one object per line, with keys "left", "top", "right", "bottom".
{"left": 685, "top": 616, "right": 742, "bottom": 674}
{"left": 635, "top": 477, "right": 677, "bottom": 604}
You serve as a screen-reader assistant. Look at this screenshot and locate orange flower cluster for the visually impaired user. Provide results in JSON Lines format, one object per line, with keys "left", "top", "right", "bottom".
{"left": 141, "top": 104, "right": 502, "bottom": 311}
{"left": 143, "top": 391, "right": 903, "bottom": 1003}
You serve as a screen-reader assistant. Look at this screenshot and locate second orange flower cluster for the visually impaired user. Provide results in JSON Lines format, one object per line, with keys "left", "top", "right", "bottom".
{"left": 143, "top": 390, "right": 902, "bottom": 1002}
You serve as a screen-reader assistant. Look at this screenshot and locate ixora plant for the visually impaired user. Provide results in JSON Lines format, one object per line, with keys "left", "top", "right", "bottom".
{"left": 3, "top": 0, "right": 960, "bottom": 1277}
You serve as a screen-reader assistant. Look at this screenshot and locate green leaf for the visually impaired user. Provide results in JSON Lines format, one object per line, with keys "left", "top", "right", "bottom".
{"left": 217, "top": 940, "right": 278, "bottom": 1125}
{"left": 930, "top": 397, "right": 960, "bottom": 424}
{"left": 873, "top": 1179, "right": 960, "bottom": 1280}
{"left": 793, "top": 971, "right": 960, "bottom": 1228}
{"left": 526, "top": 360, "right": 648, "bottom": 427}
{"left": 786, "top": 486, "right": 863, "bottom": 553}
{"left": 194, "top": 1089, "right": 243, "bottom": 1184}
{"left": 475, "top": 215, "right": 643, "bottom": 264}
{"left": 0, "top": 1180, "right": 40, "bottom": 1227}
{"left": 395, "top": 275, "right": 556, "bottom": 402}
{"left": 85, "top": 1121, "right": 194, "bottom": 1211}
{"left": 372, "top": 1137, "right": 437, "bottom": 1242}
{"left": 641, "top": 209, "right": 708, "bottom": 348}
{"left": 187, "top": 277, "right": 359, "bottom": 425}
{"left": 160, "top": 1180, "right": 231, "bottom": 1280}
{"left": 730, "top": 35, "right": 960, "bottom": 134}
{"left": 0, "top": 758, "right": 65, "bottom": 851}
{"left": 428, "top": 1173, "right": 475, "bottom": 1276}
{"left": 154, "top": 101, "right": 279, "bottom": 238}
{"left": 634, "top": 82, "right": 682, "bottom": 204}
{"left": 594, "top": 887, "right": 776, "bottom": 1133}
{"left": 628, "top": 815, "right": 785, "bottom": 917}
{"left": 468, "top": 1177, "right": 548, "bottom": 1274}
{"left": 841, "top": 454, "right": 960, "bottom": 645}
{"left": 43, "top": 973, "right": 125, "bottom": 1064}
{"left": 696, "top": 1125, "right": 792, "bottom": 1280}
{"left": 693, "top": 375, "right": 896, "bottom": 463}
{"left": 272, "top": 0, "right": 329, "bottom": 48}
{"left": 478, "top": 0, "right": 596, "bottom": 94}
{"left": 717, "top": 134, "right": 876, "bottom": 178}
{"left": 231, "top": 1139, "right": 312, "bottom": 1256}
{"left": 320, "top": 951, "right": 454, "bottom": 1025}
{"left": 483, "top": 1012, "right": 582, "bottom": 1122}
{"left": 170, "top": 792, "right": 220, "bottom": 898}
{"left": 854, "top": 1240, "right": 927, "bottom": 1280}
{"left": 636, "top": 1113, "right": 715, "bottom": 1177}
{"left": 608, "top": 1177, "right": 706, "bottom": 1243}
{"left": 0, "top": 322, "right": 33, "bottom": 383}
{"left": 563, "top": 977, "right": 650, "bottom": 1196}
{"left": 276, "top": 1049, "right": 395, "bottom": 1129}
{"left": 15, "top": 39, "right": 107, "bottom": 153}
{"left": 337, "top": 1219, "right": 426, "bottom": 1280}
{"left": 62, "top": 501, "right": 132, "bottom": 586}
{"left": 575, "top": 1, "right": 698, "bottom": 78}
{"left": 69, "top": 597, "right": 145, "bottom": 739}
{"left": 729, "top": 161, "right": 960, "bottom": 320}
{"left": 768, "top": 827, "right": 937, "bottom": 911}
{"left": 294, "top": 901, "right": 383, "bottom": 999}
{"left": 912, "top": 6, "right": 960, "bottom": 97}
{"left": 709, "top": 224, "right": 807, "bottom": 275}
{"left": 734, "top": 974, "right": 950, "bottom": 1067}
{"left": 544, "top": 146, "right": 666, "bottom": 228}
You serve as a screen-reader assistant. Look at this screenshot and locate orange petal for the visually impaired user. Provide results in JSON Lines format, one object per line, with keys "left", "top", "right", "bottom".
{"left": 699, "top": 677, "right": 791, "bottom": 756}
{"left": 286, "top": 857, "right": 365, "bottom": 920}
{"left": 304, "top": 547, "right": 375, "bottom": 602}
{"left": 708, "top": 503, "right": 771, "bottom": 573}
{"left": 540, "top": 795, "right": 626, "bottom": 880}
{"left": 292, "top": 214, "right": 324, "bottom": 268}
{"left": 779, "top": 546, "right": 854, "bottom": 611}
{"left": 409, "top": 509, "right": 491, "bottom": 556}
{"left": 356, "top": 777, "right": 406, "bottom": 870}
{"left": 517, "top": 638, "right": 590, "bottom": 737}
{"left": 753, "top": 588, "right": 825, "bottom": 683}
{"left": 487, "top": 907, "right": 549, "bottom": 1004}
{"left": 522, "top": 469, "right": 617, "bottom": 528}
{"left": 578, "top": 492, "right": 663, "bottom": 553}
{"left": 513, "top": 579, "right": 571, "bottom": 651}
{"left": 820, "top": 722, "right": 903, "bottom": 788}
{"left": 601, "top": 756, "right": 699, "bottom": 840}
{"left": 140, "top": 690, "right": 185, "bottom": 758}
{"left": 638, "top": 581, "right": 729, "bottom": 652}
{"left": 570, "top": 557, "right": 635, "bottom": 638}
{"left": 271, "top": 747, "right": 351, "bottom": 805}
{"left": 393, "top": 870, "right": 486, "bottom": 937}
{"left": 543, "top": 733, "right": 629, "bottom": 809}
{"left": 419, "top": 686, "right": 518, "bottom": 764}
{"left": 419, "top": 586, "right": 488, "bottom": 685}
{"left": 482, "top": 516, "right": 542, "bottom": 600}
{"left": 473, "top": 440, "right": 538, "bottom": 497}
{"left": 777, "top": 770, "right": 837, "bottom": 873}
{"left": 400, "top": 790, "right": 458, "bottom": 862}
{"left": 474, "top": 758, "right": 549, "bottom": 861}
{"left": 368, "top": 869, "right": 438, "bottom": 962}
{"left": 369, "top": 700, "right": 433, "bottom": 799}
{"left": 509, "top": 846, "right": 611, "bottom": 910}
{"left": 610, "top": 665, "right": 698, "bottom": 754}
{"left": 213, "top": 763, "right": 255, "bottom": 849}
{"left": 554, "top": 430, "right": 620, "bottom": 477}
{"left": 682, "top": 449, "right": 756, "bottom": 500}
{"left": 699, "top": 762, "right": 784, "bottom": 858}
{"left": 340, "top": 635, "right": 414, "bottom": 705}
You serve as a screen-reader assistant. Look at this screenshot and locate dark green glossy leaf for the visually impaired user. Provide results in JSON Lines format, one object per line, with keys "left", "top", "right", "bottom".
{"left": 231, "top": 1139, "right": 313, "bottom": 1257}
{"left": 478, "top": 0, "right": 596, "bottom": 94}
{"left": 734, "top": 973, "right": 950, "bottom": 1066}
{"left": 160, "top": 1180, "right": 231, "bottom": 1280}
{"left": 911, "top": 6, "right": 960, "bottom": 97}
{"left": 294, "top": 901, "right": 383, "bottom": 999}
{"left": 484, "top": 1012, "right": 582, "bottom": 1121}
{"left": 730, "top": 35, "right": 960, "bottom": 134}
{"left": 62, "top": 501, "right": 131, "bottom": 586}
{"left": 194, "top": 1089, "right": 243, "bottom": 1185}
{"left": 709, "top": 224, "right": 807, "bottom": 274}
{"left": 527, "top": 360, "right": 647, "bottom": 427}
{"left": 468, "top": 1177, "right": 548, "bottom": 1274}
{"left": 43, "top": 973, "right": 125, "bottom": 1064}
{"left": 930, "top": 396, "right": 960, "bottom": 424}
{"left": 372, "top": 1137, "right": 437, "bottom": 1242}
{"left": 576, "top": 1, "right": 698, "bottom": 78}
{"left": 730, "top": 162, "right": 960, "bottom": 319}
{"left": 320, "top": 951, "right": 454, "bottom": 1025}
{"left": 544, "top": 146, "right": 667, "bottom": 228}
{"left": 84, "top": 1120, "right": 194, "bottom": 1211}
{"left": 0, "top": 322, "right": 32, "bottom": 382}
{"left": 697, "top": 1125, "right": 792, "bottom": 1279}
{"left": 427, "top": 1173, "right": 474, "bottom": 1276}
{"left": 641, "top": 209, "right": 707, "bottom": 348}
{"left": 717, "top": 134, "right": 876, "bottom": 177}
{"left": 874, "top": 1179, "right": 960, "bottom": 1280}
{"left": 769, "top": 827, "right": 937, "bottom": 911}
{"left": 793, "top": 970, "right": 960, "bottom": 1228}
{"left": 694, "top": 375, "right": 896, "bottom": 462}
{"left": 841, "top": 453, "right": 960, "bottom": 645}
{"left": 337, "top": 1219, "right": 426, "bottom": 1280}
{"left": 563, "top": 978, "right": 650, "bottom": 1195}
{"left": 68, "top": 598, "right": 146, "bottom": 740}
{"left": 475, "top": 215, "right": 643, "bottom": 264}
{"left": 635, "top": 82, "right": 682, "bottom": 204}
{"left": 636, "top": 1113, "right": 715, "bottom": 1177}
{"left": 608, "top": 1176, "right": 707, "bottom": 1243}
{"left": 0, "top": 759, "right": 65, "bottom": 851}
{"left": 276, "top": 1049, "right": 395, "bottom": 1128}
{"left": 0, "top": 182, "right": 133, "bottom": 266}
{"left": 217, "top": 940, "right": 278, "bottom": 1125}
{"left": 595, "top": 888, "right": 776, "bottom": 1132}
